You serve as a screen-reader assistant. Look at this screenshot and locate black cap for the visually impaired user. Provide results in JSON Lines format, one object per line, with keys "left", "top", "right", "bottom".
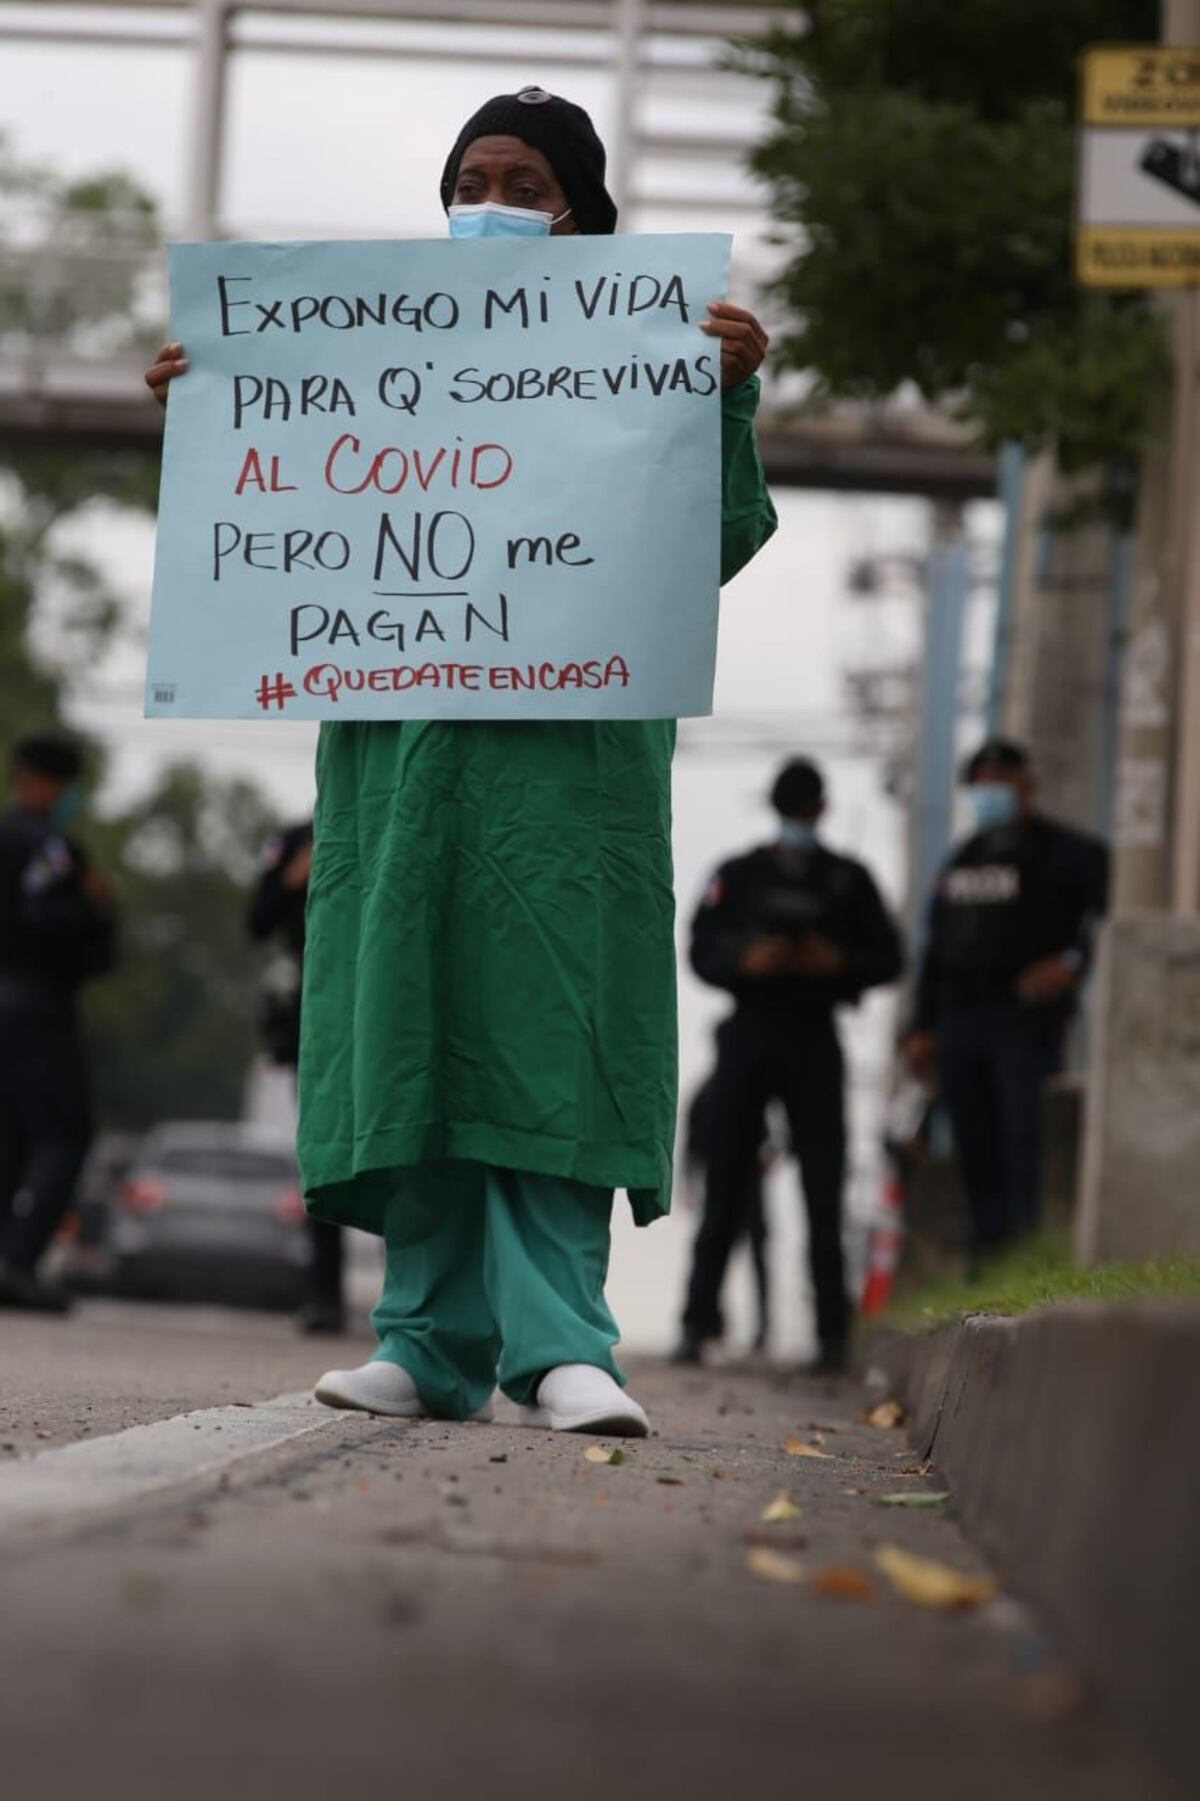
{"left": 11, "top": 733, "right": 85, "bottom": 782}
{"left": 440, "top": 87, "right": 617, "bottom": 235}
{"left": 962, "top": 737, "right": 1031, "bottom": 784}
{"left": 771, "top": 757, "right": 825, "bottom": 819}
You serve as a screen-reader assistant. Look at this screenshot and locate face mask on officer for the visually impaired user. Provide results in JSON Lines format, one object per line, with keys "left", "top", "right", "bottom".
{"left": 51, "top": 785, "right": 84, "bottom": 831}
{"left": 969, "top": 782, "right": 1019, "bottom": 833}
{"left": 779, "top": 819, "right": 818, "bottom": 851}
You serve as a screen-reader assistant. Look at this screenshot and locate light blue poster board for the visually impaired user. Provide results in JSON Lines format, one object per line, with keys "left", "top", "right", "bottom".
{"left": 146, "top": 233, "right": 731, "bottom": 721}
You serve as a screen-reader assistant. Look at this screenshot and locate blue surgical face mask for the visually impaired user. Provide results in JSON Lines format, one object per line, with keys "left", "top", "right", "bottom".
{"left": 51, "top": 786, "right": 84, "bottom": 830}
{"left": 779, "top": 819, "right": 818, "bottom": 851}
{"left": 969, "top": 782, "right": 1019, "bottom": 833}
{"left": 448, "top": 202, "right": 571, "bottom": 240}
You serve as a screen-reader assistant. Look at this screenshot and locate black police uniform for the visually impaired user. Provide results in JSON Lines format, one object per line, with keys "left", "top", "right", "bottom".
{"left": 914, "top": 812, "right": 1109, "bottom": 1253}
{"left": 683, "top": 840, "right": 903, "bottom": 1357}
{"left": 247, "top": 820, "right": 343, "bottom": 1319}
{"left": 684, "top": 1074, "right": 770, "bottom": 1351}
{"left": 0, "top": 805, "right": 115, "bottom": 1279}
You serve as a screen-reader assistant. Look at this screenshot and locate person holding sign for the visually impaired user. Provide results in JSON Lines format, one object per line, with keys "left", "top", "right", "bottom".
{"left": 146, "top": 87, "right": 776, "bottom": 1436}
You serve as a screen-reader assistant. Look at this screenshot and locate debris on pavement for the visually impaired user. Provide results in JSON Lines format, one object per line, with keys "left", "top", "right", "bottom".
{"left": 874, "top": 1492, "right": 951, "bottom": 1508}
{"left": 760, "top": 1492, "right": 803, "bottom": 1523}
{"left": 746, "top": 1546, "right": 807, "bottom": 1585}
{"left": 875, "top": 1544, "right": 998, "bottom": 1611}
{"left": 808, "top": 1566, "right": 876, "bottom": 1601}
{"left": 860, "top": 1399, "right": 906, "bottom": 1429}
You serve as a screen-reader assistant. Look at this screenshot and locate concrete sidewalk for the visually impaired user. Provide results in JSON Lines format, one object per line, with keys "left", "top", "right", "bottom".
{"left": 0, "top": 1322, "right": 1178, "bottom": 1801}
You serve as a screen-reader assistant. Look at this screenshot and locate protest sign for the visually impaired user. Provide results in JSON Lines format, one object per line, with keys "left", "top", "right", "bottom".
{"left": 145, "top": 232, "right": 731, "bottom": 721}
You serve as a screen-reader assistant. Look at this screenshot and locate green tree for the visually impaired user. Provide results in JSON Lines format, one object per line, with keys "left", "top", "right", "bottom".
{"left": 743, "top": 0, "right": 1166, "bottom": 470}
{"left": 1, "top": 132, "right": 161, "bottom": 743}
{"left": 1, "top": 137, "right": 282, "bottom": 1129}
{"left": 83, "top": 766, "right": 281, "bottom": 1130}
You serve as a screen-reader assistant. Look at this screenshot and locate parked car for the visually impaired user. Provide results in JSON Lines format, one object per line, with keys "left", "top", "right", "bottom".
{"left": 106, "top": 1121, "right": 309, "bottom": 1309}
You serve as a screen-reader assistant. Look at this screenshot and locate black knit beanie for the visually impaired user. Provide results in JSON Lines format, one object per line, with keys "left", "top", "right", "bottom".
{"left": 771, "top": 758, "right": 825, "bottom": 820}
{"left": 11, "top": 733, "right": 85, "bottom": 782}
{"left": 440, "top": 86, "right": 617, "bottom": 235}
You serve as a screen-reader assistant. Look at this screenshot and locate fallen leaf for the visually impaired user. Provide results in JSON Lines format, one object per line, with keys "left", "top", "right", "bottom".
{"left": 711, "top": 1468, "right": 730, "bottom": 1480}
{"left": 760, "top": 1492, "right": 803, "bottom": 1523}
{"left": 806, "top": 1422, "right": 841, "bottom": 1434}
{"left": 809, "top": 1566, "right": 875, "bottom": 1601}
{"left": 874, "top": 1491, "right": 951, "bottom": 1509}
{"left": 656, "top": 1476, "right": 685, "bottom": 1487}
{"left": 784, "top": 1436, "right": 834, "bottom": 1460}
{"left": 860, "top": 1400, "right": 905, "bottom": 1430}
{"left": 875, "top": 1544, "right": 997, "bottom": 1610}
{"left": 746, "top": 1546, "right": 806, "bottom": 1585}
{"left": 585, "top": 1445, "right": 631, "bottom": 1466}
{"left": 744, "top": 1527, "right": 808, "bottom": 1552}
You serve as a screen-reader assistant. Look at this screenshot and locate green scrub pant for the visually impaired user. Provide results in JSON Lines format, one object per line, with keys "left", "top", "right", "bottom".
{"left": 371, "top": 1160, "right": 625, "bottom": 1420}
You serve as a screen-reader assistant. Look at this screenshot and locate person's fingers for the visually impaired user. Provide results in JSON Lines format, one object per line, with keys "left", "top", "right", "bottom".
{"left": 701, "top": 315, "right": 755, "bottom": 344}
{"left": 702, "top": 304, "right": 769, "bottom": 389}
{"left": 704, "top": 301, "right": 770, "bottom": 353}
{"left": 715, "top": 337, "right": 763, "bottom": 390}
{"left": 145, "top": 353, "right": 189, "bottom": 381}
{"left": 144, "top": 348, "right": 189, "bottom": 406}
{"left": 144, "top": 365, "right": 184, "bottom": 395}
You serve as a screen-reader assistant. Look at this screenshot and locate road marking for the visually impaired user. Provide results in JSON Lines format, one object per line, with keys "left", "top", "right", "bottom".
{"left": 0, "top": 1391, "right": 341, "bottom": 1533}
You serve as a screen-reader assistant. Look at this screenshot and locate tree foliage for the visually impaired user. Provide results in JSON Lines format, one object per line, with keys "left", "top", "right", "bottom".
{"left": 1, "top": 137, "right": 281, "bottom": 1130}
{"left": 743, "top": 0, "right": 1167, "bottom": 468}
{"left": 83, "top": 767, "right": 280, "bottom": 1131}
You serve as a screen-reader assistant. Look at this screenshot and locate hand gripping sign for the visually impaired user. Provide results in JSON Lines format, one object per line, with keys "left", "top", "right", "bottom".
{"left": 146, "top": 233, "right": 731, "bottom": 721}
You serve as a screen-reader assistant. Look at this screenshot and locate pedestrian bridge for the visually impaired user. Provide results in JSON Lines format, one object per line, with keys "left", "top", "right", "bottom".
{"left": 0, "top": 230, "right": 993, "bottom": 501}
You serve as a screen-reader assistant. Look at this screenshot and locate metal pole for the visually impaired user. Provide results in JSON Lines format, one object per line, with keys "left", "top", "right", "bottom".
{"left": 984, "top": 440, "right": 1024, "bottom": 734}
{"left": 1095, "top": 527, "right": 1135, "bottom": 843}
{"left": 1170, "top": 287, "right": 1200, "bottom": 907}
{"left": 183, "top": 0, "right": 230, "bottom": 240}
{"left": 906, "top": 504, "right": 970, "bottom": 950}
{"left": 611, "top": 0, "right": 644, "bottom": 224}
{"left": 1161, "top": 0, "right": 1200, "bottom": 907}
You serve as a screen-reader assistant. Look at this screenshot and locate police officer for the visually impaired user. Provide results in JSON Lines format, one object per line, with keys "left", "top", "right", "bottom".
{"left": 904, "top": 739, "right": 1109, "bottom": 1262}
{"left": 680, "top": 1071, "right": 772, "bottom": 1354}
{"left": 247, "top": 820, "right": 345, "bottom": 1335}
{"left": 0, "top": 734, "right": 115, "bottom": 1311}
{"left": 677, "top": 758, "right": 903, "bottom": 1372}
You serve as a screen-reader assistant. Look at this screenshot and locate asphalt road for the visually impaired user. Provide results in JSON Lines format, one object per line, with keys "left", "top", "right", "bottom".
{"left": 0, "top": 1301, "right": 1181, "bottom": 1801}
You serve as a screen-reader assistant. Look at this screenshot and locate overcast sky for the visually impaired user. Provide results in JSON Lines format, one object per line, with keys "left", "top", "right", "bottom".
{"left": 1, "top": 7, "right": 998, "bottom": 1350}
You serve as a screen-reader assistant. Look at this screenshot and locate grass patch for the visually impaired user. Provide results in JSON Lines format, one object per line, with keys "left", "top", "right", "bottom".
{"left": 888, "top": 1233, "right": 1200, "bottom": 1329}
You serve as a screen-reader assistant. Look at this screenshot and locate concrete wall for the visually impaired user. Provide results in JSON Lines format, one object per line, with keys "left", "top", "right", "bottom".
{"left": 1078, "top": 913, "right": 1200, "bottom": 1262}
{"left": 880, "top": 1304, "right": 1200, "bottom": 1792}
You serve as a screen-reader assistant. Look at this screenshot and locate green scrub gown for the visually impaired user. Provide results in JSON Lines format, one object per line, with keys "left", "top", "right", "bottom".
{"left": 297, "top": 377, "right": 777, "bottom": 1231}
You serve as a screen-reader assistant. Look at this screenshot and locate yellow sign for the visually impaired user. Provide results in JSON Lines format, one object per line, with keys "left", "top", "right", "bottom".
{"left": 1077, "top": 226, "right": 1200, "bottom": 287}
{"left": 1082, "top": 46, "right": 1200, "bottom": 128}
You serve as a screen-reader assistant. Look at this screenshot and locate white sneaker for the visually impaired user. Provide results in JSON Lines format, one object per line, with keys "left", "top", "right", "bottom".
{"left": 519, "top": 1363, "right": 649, "bottom": 1437}
{"left": 313, "top": 1360, "right": 494, "bottom": 1422}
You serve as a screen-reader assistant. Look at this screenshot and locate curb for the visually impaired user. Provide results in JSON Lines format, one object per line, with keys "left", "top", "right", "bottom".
{"left": 878, "top": 1303, "right": 1200, "bottom": 1793}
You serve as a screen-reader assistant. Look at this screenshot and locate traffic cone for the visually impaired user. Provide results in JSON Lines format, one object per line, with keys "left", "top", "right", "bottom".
{"left": 859, "top": 1164, "right": 905, "bottom": 1316}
